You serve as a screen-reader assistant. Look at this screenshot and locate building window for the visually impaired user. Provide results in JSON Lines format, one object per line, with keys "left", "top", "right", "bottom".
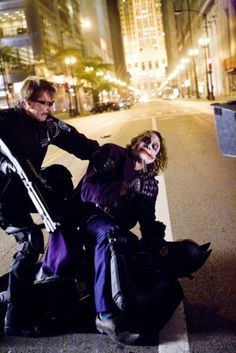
{"left": 0, "top": 10, "right": 27, "bottom": 37}
{"left": 41, "top": 17, "right": 58, "bottom": 45}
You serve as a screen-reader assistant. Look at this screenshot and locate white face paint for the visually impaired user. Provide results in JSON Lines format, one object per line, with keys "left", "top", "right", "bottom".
{"left": 133, "top": 132, "right": 161, "bottom": 165}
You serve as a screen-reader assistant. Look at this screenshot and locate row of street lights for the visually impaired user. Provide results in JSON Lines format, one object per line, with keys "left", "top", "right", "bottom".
{"left": 64, "top": 56, "right": 79, "bottom": 116}
{"left": 63, "top": 56, "right": 132, "bottom": 115}
{"left": 160, "top": 39, "right": 214, "bottom": 100}
{"left": 169, "top": 4, "right": 215, "bottom": 100}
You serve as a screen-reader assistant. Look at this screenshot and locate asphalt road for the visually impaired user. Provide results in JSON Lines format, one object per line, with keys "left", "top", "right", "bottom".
{"left": 0, "top": 99, "right": 235, "bottom": 352}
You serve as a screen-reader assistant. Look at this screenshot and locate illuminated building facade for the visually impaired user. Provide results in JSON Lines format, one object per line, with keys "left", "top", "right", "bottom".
{"left": 0, "top": 0, "right": 82, "bottom": 107}
{"left": 79, "top": 0, "right": 131, "bottom": 104}
{"left": 162, "top": 0, "right": 236, "bottom": 98}
{"left": 118, "top": 0, "right": 167, "bottom": 100}
{"left": 79, "top": 0, "right": 114, "bottom": 65}
{"left": 106, "top": 0, "right": 130, "bottom": 83}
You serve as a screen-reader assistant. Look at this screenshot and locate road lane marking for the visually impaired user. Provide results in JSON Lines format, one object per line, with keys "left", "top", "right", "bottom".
{"left": 41, "top": 116, "right": 189, "bottom": 352}
{"left": 158, "top": 302, "right": 190, "bottom": 353}
{"left": 152, "top": 117, "right": 190, "bottom": 353}
{"left": 43, "top": 150, "right": 65, "bottom": 166}
{"left": 85, "top": 112, "right": 200, "bottom": 128}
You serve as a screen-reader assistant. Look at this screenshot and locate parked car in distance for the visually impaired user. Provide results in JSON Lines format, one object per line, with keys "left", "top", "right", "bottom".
{"left": 118, "top": 101, "right": 132, "bottom": 109}
{"left": 91, "top": 101, "right": 120, "bottom": 114}
{"left": 91, "top": 100, "right": 133, "bottom": 114}
{"left": 162, "top": 94, "right": 178, "bottom": 100}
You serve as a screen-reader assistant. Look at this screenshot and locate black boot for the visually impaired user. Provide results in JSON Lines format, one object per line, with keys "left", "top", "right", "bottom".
{"left": 4, "top": 303, "right": 41, "bottom": 337}
{"left": 95, "top": 314, "right": 140, "bottom": 344}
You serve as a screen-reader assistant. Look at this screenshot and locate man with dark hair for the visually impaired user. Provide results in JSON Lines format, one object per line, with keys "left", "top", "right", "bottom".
{"left": 75, "top": 130, "right": 168, "bottom": 344}
{"left": 0, "top": 76, "right": 99, "bottom": 336}
{"left": 76, "top": 130, "right": 211, "bottom": 344}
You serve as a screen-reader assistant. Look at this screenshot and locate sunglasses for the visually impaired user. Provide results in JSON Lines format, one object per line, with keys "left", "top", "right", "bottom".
{"left": 35, "top": 100, "right": 54, "bottom": 107}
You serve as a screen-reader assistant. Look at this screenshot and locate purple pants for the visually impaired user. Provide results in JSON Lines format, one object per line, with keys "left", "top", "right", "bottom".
{"left": 86, "top": 215, "right": 114, "bottom": 312}
{"left": 42, "top": 228, "right": 70, "bottom": 276}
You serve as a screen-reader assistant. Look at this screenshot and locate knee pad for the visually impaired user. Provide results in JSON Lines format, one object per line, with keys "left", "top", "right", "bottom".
{"left": 4, "top": 224, "right": 44, "bottom": 254}
{"left": 4, "top": 225, "right": 29, "bottom": 242}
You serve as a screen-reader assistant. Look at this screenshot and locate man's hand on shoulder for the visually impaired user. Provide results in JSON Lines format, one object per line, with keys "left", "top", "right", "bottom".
{"left": 92, "top": 148, "right": 117, "bottom": 176}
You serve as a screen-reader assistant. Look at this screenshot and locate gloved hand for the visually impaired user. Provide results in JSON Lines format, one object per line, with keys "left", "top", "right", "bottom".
{"left": 0, "top": 157, "right": 16, "bottom": 176}
{"left": 92, "top": 149, "right": 116, "bottom": 176}
{"left": 140, "top": 220, "right": 166, "bottom": 255}
{"left": 152, "top": 220, "right": 166, "bottom": 236}
{"left": 127, "top": 174, "right": 158, "bottom": 198}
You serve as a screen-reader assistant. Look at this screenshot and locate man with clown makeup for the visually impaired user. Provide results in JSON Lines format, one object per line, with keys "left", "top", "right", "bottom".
{"left": 36, "top": 129, "right": 211, "bottom": 342}
{"left": 77, "top": 130, "right": 170, "bottom": 344}
{"left": 78, "top": 129, "right": 211, "bottom": 343}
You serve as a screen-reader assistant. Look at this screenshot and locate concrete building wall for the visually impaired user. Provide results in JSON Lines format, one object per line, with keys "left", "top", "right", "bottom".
{"left": 161, "top": 0, "right": 179, "bottom": 73}
{"left": 0, "top": 0, "right": 82, "bottom": 107}
{"left": 118, "top": 0, "right": 167, "bottom": 99}
{"left": 165, "top": 0, "right": 236, "bottom": 97}
{"left": 79, "top": 0, "right": 114, "bottom": 64}
{"left": 106, "top": 0, "right": 129, "bottom": 82}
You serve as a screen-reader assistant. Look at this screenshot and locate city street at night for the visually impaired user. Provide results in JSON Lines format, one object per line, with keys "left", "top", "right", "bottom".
{"left": 0, "top": 0, "right": 235, "bottom": 351}
{"left": 0, "top": 98, "right": 235, "bottom": 352}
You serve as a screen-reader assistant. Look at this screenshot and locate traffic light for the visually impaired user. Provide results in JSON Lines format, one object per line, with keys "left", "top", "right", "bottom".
{"left": 207, "top": 59, "right": 212, "bottom": 73}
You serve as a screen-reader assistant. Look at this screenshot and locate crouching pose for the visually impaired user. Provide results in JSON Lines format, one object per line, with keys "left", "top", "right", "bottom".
{"left": 0, "top": 76, "right": 99, "bottom": 337}
{"left": 67, "top": 130, "right": 209, "bottom": 344}
{"left": 33, "top": 129, "right": 211, "bottom": 342}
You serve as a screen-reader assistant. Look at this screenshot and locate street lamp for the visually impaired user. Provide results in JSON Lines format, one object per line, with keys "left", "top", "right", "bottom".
{"left": 187, "top": 47, "right": 199, "bottom": 98}
{"left": 81, "top": 18, "right": 92, "bottom": 30}
{"left": 198, "top": 37, "right": 214, "bottom": 100}
{"left": 180, "top": 57, "right": 191, "bottom": 97}
{"left": 186, "top": 0, "right": 200, "bottom": 99}
{"left": 174, "top": 3, "right": 215, "bottom": 100}
{"left": 0, "top": 43, "right": 11, "bottom": 108}
{"left": 201, "top": 18, "right": 215, "bottom": 100}
{"left": 64, "top": 56, "right": 79, "bottom": 116}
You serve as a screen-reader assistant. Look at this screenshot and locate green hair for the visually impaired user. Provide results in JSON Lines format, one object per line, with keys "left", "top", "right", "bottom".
{"left": 127, "top": 130, "right": 168, "bottom": 175}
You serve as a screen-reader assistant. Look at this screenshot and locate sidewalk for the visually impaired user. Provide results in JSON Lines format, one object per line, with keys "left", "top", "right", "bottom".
{"left": 179, "top": 94, "right": 236, "bottom": 104}
{"left": 55, "top": 110, "right": 91, "bottom": 120}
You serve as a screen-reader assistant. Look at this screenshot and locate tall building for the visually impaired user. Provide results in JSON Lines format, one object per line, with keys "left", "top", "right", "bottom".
{"left": 118, "top": 0, "right": 167, "bottom": 100}
{"left": 162, "top": 0, "right": 236, "bottom": 98}
{"left": 79, "top": 0, "right": 114, "bottom": 64}
{"left": 79, "top": 0, "right": 131, "bottom": 103}
{"left": 0, "top": 0, "right": 82, "bottom": 107}
{"left": 161, "top": 0, "right": 178, "bottom": 74}
{"left": 106, "top": 0, "right": 129, "bottom": 83}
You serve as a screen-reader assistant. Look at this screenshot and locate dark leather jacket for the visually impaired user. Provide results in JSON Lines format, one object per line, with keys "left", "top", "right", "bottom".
{"left": 0, "top": 108, "right": 99, "bottom": 190}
